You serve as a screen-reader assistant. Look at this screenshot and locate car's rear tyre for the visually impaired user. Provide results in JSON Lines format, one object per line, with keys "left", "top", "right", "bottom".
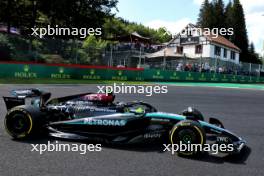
{"left": 4, "top": 105, "right": 45, "bottom": 139}
{"left": 170, "top": 120, "right": 206, "bottom": 156}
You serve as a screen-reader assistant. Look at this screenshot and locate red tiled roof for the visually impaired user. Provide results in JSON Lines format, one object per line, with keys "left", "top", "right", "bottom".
{"left": 204, "top": 34, "right": 241, "bottom": 52}
{"left": 169, "top": 24, "right": 241, "bottom": 52}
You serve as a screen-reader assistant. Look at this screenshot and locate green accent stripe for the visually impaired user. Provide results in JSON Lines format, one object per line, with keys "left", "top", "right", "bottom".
{"left": 146, "top": 112, "right": 186, "bottom": 121}
{"left": 157, "top": 82, "right": 264, "bottom": 91}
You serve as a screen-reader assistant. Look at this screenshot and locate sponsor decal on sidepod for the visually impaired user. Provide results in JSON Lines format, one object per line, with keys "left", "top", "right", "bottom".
{"left": 83, "top": 119, "right": 127, "bottom": 126}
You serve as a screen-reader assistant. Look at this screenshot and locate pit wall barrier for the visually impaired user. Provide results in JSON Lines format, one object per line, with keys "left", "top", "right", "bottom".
{"left": 0, "top": 62, "right": 263, "bottom": 83}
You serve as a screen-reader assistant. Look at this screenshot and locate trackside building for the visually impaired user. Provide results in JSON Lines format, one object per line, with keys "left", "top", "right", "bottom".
{"left": 146, "top": 24, "right": 241, "bottom": 64}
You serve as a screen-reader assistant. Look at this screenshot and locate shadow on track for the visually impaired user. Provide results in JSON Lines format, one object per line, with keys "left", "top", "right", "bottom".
{"left": 103, "top": 142, "right": 251, "bottom": 164}
{"left": 11, "top": 136, "right": 251, "bottom": 165}
{"left": 180, "top": 146, "right": 252, "bottom": 164}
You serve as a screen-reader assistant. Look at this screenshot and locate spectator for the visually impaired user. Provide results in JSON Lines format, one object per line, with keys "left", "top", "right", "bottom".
{"left": 218, "top": 67, "right": 223, "bottom": 73}
{"left": 176, "top": 63, "right": 183, "bottom": 71}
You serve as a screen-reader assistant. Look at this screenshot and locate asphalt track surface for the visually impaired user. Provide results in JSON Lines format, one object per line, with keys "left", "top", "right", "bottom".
{"left": 0, "top": 84, "right": 264, "bottom": 176}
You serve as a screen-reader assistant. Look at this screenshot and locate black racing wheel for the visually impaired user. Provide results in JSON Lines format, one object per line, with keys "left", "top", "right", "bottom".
{"left": 4, "top": 105, "right": 45, "bottom": 139}
{"left": 170, "top": 120, "right": 206, "bottom": 156}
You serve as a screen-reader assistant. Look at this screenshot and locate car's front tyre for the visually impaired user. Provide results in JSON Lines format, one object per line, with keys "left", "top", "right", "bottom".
{"left": 170, "top": 120, "right": 206, "bottom": 156}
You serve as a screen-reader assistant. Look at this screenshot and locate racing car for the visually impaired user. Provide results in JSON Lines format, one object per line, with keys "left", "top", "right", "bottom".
{"left": 3, "top": 88, "right": 246, "bottom": 156}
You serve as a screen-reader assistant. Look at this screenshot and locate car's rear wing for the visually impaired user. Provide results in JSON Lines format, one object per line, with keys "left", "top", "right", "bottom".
{"left": 3, "top": 88, "right": 51, "bottom": 110}
{"left": 11, "top": 88, "right": 43, "bottom": 98}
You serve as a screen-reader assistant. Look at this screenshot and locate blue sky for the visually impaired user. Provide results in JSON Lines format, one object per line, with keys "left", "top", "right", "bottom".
{"left": 116, "top": 0, "right": 199, "bottom": 24}
{"left": 115, "top": 0, "right": 264, "bottom": 54}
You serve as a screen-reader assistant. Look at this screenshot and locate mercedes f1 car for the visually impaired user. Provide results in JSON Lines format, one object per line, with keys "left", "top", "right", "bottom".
{"left": 3, "top": 89, "right": 246, "bottom": 156}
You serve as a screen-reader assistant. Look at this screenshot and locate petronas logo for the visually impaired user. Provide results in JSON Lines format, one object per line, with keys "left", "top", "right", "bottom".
{"left": 23, "top": 65, "right": 30, "bottom": 72}
{"left": 188, "top": 73, "right": 191, "bottom": 77}
{"left": 118, "top": 71, "right": 122, "bottom": 76}
{"left": 201, "top": 73, "right": 205, "bottom": 78}
{"left": 173, "top": 72, "right": 177, "bottom": 76}
{"left": 156, "top": 70, "right": 161, "bottom": 76}
{"left": 59, "top": 67, "right": 64, "bottom": 74}
{"left": 90, "top": 69, "right": 95, "bottom": 75}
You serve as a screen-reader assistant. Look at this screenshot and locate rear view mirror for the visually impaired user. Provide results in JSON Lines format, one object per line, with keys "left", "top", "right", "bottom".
{"left": 209, "top": 117, "right": 225, "bottom": 128}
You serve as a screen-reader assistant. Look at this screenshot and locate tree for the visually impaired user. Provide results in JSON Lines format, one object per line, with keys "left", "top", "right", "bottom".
{"left": 80, "top": 35, "right": 109, "bottom": 64}
{"left": 212, "top": 0, "right": 226, "bottom": 29}
{"left": 103, "top": 17, "right": 171, "bottom": 44}
{"left": 198, "top": 0, "right": 226, "bottom": 30}
{"left": 197, "top": 0, "right": 253, "bottom": 63}
{"left": 155, "top": 27, "right": 172, "bottom": 43}
{"left": 38, "top": 0, "right": 118, "bottom": 29}
{"left": 197, "top": 0, "right": 214, "bottom": 28}
{"left": 0, "top": 34, "right": 14, "bottom": 60}
{"left": 0, "top": 0, "right": 118, "bottom": 37}
{"left": 103, "top": 18, "right": 128, "bottom": 38}
{"left": 224, "top": 1, "right": 233, "bottom": 39}
{"left": 249, "top": 42, "right": 255, "bottom": 54}
{"left": 230, "top": 0, "right": 249, "bottom": 62}
{"left": 248, "top": 42, "right": 261, "bottom": 64}
{"left": 0, "top": 0, "right": 16, "bottom": 33}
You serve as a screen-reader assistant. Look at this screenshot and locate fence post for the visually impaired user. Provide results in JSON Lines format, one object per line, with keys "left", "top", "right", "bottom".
{"left": 183, "top": 53, "right": 186, "bottom": 69}
{"left": 110, "top": 44, "right": 113, "bottom": 67}
{"left": 259, "top": 64, "right": 261, "bottom": 77}
{"left": 200, "top": 56, "right": 202, "bottom": 72}
{"left": 138, "top": 47, "right": 142, "bottom": 68}
{"left": 75, "top": 40, "right": 78, "bottom": 64}
{"left": 163, "top": 49, "right": 167, "bottom": 70}
{"left": 215, "top": 56, "right": 218, "bottom": 73}
{"left": 249, "top": 63, "right": 252, "bottom": 75}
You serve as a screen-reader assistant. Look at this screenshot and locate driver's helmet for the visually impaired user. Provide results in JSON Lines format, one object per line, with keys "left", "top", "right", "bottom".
{"left": 181, "top": 107, "right": 204, "bottom": 121}
{"left": 134, "top": 107, "right": 145, "bottom": 114}
{"left": 127, "top": 106, "right": 145, "bottom": 115}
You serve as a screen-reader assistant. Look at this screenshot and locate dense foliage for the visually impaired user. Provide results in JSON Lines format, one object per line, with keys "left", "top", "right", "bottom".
{"left": 0, "top": 0, "right": 260, "bottom": 64}
{"left": 103, "top": 18, "right": 171, "bottom": 44}
{"left": 0, "top": 0, "right": 171, "bottom": 63}
{"left": 197, "top": 0, "right": 261, "bottom": 64}
{"left": 0, "top": 0, "right": 118, "bottom": 34}
{"left": 0, "top": 0, "right": 170, "bottom": 43}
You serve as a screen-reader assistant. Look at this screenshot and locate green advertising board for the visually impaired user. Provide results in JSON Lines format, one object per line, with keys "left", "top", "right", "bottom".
{"left": 0, "top": 63, "right": 263, "bottom": 83}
